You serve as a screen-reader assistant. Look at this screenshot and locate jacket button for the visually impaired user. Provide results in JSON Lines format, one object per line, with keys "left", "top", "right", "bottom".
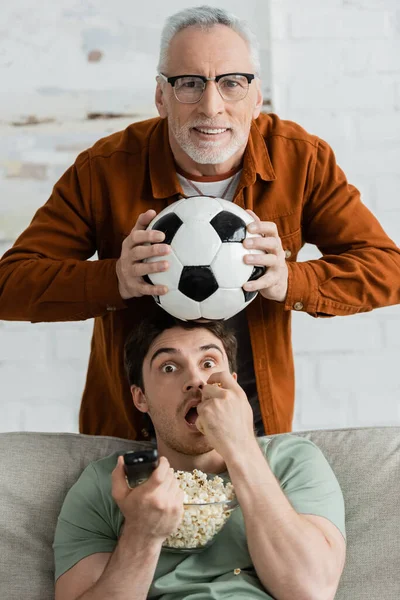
{"left": 106, "top": 305, "right": 117, "bottom": 311}
{"left": 284, "top": 249, "right": 292, "bottom": 259}
{"left": 294, "top": 301, "right": 304, "bottom": 311}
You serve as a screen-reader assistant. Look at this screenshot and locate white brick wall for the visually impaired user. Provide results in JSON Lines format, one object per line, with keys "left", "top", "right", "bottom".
{"left": 271, "top": 0, "right": 400, "bottom": 430}
{"left": 1, "top": 0, "right": 399, "bottom": 435}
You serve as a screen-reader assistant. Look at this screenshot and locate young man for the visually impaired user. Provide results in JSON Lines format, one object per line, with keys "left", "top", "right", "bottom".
{"left": 1, "top": 6, "right": 399, "bottom": 441}
{"left": 53, "top": 312, "right": 346, "bottom": 600}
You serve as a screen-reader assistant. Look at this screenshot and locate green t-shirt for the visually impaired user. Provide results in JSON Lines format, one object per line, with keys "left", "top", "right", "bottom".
{"left": 53, "top": 434, "right": 346, "bottom": 599}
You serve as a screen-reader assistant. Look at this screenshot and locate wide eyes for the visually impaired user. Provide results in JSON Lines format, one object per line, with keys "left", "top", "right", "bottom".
{"left": 160, "top": 358, "right": 217, "bottom": 373}
{"left": 203, "top": 359, "right": 216, "bottom": 369}
{"left": 161, "top": 364, "right": 177, "bottom": 373}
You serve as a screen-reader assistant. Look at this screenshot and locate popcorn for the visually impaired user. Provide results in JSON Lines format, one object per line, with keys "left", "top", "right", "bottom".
{"left": 163, "top": 469, "right": 236, "bottom": 549}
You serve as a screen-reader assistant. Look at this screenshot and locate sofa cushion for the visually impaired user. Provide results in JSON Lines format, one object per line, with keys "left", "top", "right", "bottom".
{"left": 0, "top": 427, "right": 399, "bottom": 599}
{"left": 300, "top": 426, "right": 400, "bottom": 599}
{"left": 0, "top": 432, "right": 150, "bottom": 599}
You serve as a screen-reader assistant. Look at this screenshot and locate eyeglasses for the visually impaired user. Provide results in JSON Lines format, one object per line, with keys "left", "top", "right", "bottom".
{"left": 158, "top": 72, "right": 255, "bottom": 104}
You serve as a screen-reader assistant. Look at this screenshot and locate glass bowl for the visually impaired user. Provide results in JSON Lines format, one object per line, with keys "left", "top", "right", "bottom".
{"left": 162, "top": 497, "right": 239, "bottom": 553}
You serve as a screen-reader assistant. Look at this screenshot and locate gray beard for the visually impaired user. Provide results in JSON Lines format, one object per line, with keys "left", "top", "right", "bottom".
{"left": 171, "top": 123, "right": 249, "bottom": 165}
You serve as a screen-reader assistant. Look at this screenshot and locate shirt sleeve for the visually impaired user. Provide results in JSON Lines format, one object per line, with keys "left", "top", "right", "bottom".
{"left": 284, "top": 138, "right": 400, "bottom": 317}
{"left": 260, "top": 434, "right": 346, "bottom": 540}
{"left": 53, "top": 462, "right": 120, "bottom": 581}
{"left": 0, "top": 151, "right": 126, "bottom": 323}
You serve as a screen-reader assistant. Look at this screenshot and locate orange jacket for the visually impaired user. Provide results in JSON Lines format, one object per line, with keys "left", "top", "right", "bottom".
{"left": 1, "top": 113, "right": 399, "bottom": 440}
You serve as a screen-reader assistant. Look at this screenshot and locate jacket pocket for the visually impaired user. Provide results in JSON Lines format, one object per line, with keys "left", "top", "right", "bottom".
{"left": 280, "top": 228, "right": 302, "bottom": 262}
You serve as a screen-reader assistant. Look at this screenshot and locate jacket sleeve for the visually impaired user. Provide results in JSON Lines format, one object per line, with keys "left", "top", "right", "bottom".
{"left": 0, "top": 152, "right": 126, "bottom": 322}
{"left": 284, "top": 138, "right": 400, "bottom": 317}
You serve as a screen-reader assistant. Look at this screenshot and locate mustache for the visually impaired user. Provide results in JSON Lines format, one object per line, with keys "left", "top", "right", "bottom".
{"left": 180, "top": 390, "right": 202, "bottom": 413}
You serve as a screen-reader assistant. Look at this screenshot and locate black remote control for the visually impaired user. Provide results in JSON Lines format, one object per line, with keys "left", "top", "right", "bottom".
{"left": 123, "top": 449, "right": 159, "bottom": 488}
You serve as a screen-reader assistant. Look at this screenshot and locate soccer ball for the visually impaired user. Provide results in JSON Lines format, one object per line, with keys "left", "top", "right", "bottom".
{"left": 144, "top": 196, "right": 266, "bottom": 321}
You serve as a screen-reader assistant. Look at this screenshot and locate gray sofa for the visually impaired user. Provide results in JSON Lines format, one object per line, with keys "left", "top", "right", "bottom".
{"left": 1, "top": 427, "right": 399, "bottom": 599}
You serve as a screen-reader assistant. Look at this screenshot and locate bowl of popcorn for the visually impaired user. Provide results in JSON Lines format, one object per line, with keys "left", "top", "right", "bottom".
{"left": 163, "top": 468, "right": 238, "bottom": 552}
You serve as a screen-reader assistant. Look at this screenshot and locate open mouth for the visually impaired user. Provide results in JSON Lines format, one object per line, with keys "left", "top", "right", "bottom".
{"left": 185, "top": 406, "right": 199, "bottom": 425}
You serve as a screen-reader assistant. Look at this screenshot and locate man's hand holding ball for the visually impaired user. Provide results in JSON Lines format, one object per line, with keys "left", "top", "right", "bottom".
{"left": 243, "top": 209, "right": 289, "bottom": 303}
{"left": 116, "top": 209, "right": 170, "bottom": 300}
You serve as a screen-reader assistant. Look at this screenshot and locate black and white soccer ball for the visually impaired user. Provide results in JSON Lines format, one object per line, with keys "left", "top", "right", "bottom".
{"left": 144, "top": 196, "right": 266, "bottom": 320}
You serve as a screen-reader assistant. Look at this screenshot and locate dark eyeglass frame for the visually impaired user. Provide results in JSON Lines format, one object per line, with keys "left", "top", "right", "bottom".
{"left": 159, "top": 72, "right": 255, "bottom": 87}
{"left": 157, "top": 72, "right": 256, "bottom": 103}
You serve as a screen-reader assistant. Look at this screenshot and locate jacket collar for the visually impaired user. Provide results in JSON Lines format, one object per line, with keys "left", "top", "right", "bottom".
{"left": 149, "top": 116, "right": 276, "bottom": 200}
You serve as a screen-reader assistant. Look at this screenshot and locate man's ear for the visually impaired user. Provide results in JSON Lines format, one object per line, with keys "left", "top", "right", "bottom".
{"left": 155, "top": 81, "right": 168, "bottom": 119}
{"left": 252, "top": 79, "right": 263, "bottom": 120}
{"left": 130, "top": 385, "right": 149, "bottom": 414}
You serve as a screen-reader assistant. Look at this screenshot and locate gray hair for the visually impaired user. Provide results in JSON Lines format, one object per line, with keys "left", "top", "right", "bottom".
{"left": 157, "top": 5, "right": 260, "bottom": 75}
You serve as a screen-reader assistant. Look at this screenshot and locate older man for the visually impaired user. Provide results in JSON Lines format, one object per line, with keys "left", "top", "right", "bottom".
{"left": 1, "top": 6, "right": 399, "bottom": 440}
{"left": 54, "top": 313, "right": 346, "bottom": 600}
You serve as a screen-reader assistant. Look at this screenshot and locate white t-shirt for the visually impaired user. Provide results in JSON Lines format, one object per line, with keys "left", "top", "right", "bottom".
{"left": 177, "top": 171, "right": 241, "bottom": 203}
